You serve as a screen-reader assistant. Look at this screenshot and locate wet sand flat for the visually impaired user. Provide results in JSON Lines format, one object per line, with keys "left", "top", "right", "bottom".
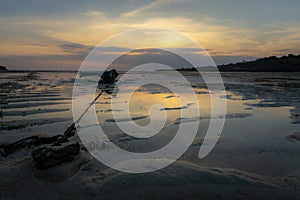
{"left": 0, "top": 71, "right": 300, "bottom": 199}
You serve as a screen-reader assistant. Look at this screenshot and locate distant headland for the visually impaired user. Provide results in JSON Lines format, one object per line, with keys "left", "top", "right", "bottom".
{"left": 0, "top": 65, "right": 7, "bottom": 72}
{"left": 177, "top": 54, "right": 300, "bottom": 72}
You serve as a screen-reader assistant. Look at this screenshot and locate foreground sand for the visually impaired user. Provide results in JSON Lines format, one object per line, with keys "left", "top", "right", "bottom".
{"left": 1, "top": 149, "right": 299, "bottom": 199}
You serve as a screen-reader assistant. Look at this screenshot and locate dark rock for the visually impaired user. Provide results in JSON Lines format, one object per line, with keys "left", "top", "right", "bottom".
{"left": 31, "top": 138, "right": 80, "bottom": 170}
{"left": 0, "top": 135, "right": 66, "bottom": 157}
{"left": 1, "top": 134, "right": 81, "bottom": 169}
{"left": 0, "top": 65, "right": 7, "bottom": 72}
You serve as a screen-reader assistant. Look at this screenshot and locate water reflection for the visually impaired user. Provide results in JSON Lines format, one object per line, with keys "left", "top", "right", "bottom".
{"left": 1, "top": 71, "right": 300, "bottom": 176}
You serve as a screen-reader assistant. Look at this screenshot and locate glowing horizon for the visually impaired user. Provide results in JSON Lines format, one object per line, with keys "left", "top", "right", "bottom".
{"left": 0, "top": 0, "right": 299, "bottom": 70}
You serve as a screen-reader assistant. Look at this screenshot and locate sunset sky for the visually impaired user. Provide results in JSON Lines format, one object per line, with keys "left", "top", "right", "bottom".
{"left": 0, "top": 0, "right": 299, "bottom": 70}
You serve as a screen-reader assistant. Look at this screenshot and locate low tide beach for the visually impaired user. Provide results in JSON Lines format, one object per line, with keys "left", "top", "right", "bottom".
{"left": 0, "top": 71, "right": 300, "bottom": 199}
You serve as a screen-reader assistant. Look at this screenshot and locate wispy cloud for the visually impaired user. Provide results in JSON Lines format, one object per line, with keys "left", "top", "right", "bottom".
{"left": 60, "top": 42, "right": 93, "bottom": 55}
{"left": 123, "top": 0, "right": 174, "bottom": 17}
{"left": 1, "top": 1, "right": 300, "bottom": 69}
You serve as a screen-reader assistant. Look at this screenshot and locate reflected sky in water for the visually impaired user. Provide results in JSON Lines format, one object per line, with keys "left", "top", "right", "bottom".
{"left": 1, "top": 71, "right": 300, "bottom": 176}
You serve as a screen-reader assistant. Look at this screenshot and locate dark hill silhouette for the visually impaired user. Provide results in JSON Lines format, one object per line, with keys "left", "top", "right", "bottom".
{"left": 218, "top": 54, "right": 300, "bottom": 72}
{"left": 0, "top": 65, "right": 7, "bottom": 72}
{"left": 176, "top": 54, "right": 300, "bottom": 72}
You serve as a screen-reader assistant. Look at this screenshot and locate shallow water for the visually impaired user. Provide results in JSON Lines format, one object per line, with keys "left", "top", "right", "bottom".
{"left": 0, "top": 71, "right": 299, "bottom": 177}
